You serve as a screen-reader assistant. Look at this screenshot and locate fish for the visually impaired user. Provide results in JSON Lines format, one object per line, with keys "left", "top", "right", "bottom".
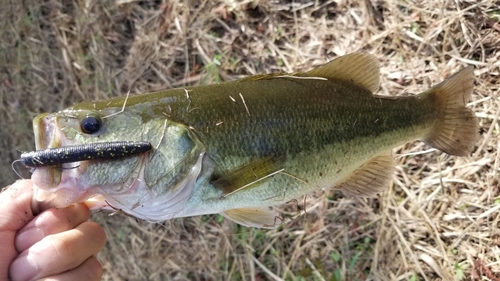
{"left": 30, "top": 52, "right": 478, "bottom": 228}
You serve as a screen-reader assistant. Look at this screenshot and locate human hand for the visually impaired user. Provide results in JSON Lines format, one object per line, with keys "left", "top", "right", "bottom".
{"left": 0, "top": 180, "right": 106, "bottom": 281}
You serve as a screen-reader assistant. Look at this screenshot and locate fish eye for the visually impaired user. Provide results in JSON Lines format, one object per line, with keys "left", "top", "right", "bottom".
{"left": 80, "top": 115, "right": 102, "bottom": 134}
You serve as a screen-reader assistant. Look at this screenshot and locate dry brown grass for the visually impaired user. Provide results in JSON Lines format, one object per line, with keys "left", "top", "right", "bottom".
{"left": 2, "top": 0, "right": 499, "bottom": 280}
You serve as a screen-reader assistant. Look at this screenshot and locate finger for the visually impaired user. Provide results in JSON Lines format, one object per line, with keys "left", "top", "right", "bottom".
{"left": 37, "top": 256, "right": 103, "bottom": 281}
{"left": 15, "top": 203, "right": 90, "bottom": 253}
{"left": 0, "top": 180, "right": 35, "bottom": 232}
{"left": 9, "top": 221, "right": 106, "bottom": 281}
{"left": 0, "top": 180, "right": 35, "bottom": 281}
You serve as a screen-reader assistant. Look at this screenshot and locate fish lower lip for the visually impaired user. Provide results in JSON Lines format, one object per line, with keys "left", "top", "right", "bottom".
{"left": 32, "top": 163, "right": 91, "bottom": 208}
{"left": 33, "top": 182, "right": 86, "bottom": 208}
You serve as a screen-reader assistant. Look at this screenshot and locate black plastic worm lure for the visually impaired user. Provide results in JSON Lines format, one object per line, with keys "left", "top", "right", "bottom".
{"left": 20, "top": 141, "right": 153, "bottom": 167}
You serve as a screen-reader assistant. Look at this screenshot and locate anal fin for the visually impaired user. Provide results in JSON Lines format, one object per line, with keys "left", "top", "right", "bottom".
{"left": 221, "top": 207, "right": 283, "bottom": 229}
{"left": 334, "top": 151, "right": 395, "bottom": 196}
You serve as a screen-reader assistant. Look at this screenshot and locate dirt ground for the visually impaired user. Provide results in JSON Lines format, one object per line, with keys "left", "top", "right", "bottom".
{"left": 1, "top": 0, "right": 499, "bottom": 280}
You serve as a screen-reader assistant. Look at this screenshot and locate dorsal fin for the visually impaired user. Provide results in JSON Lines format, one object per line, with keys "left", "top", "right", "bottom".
{"left": 237, "top": 73, "right": 289, "bottom": 82}
{"left": 303, "top": 52, "right": 380, "bottom": 93}
{"left": 237, "top": 52, "right": 380, "bottom": 93}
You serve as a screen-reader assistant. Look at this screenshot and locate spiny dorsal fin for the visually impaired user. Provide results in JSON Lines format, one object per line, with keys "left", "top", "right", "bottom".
{"left": 212, "top": 157, "right": 282, "bottom": 197}
{"left": 333, "top": 151, "right": 395, "bottom": 196}
{"left": 221, "top": 207, "right": 283, "bottom": 228}
{"left": 237, "top": 73, "right": 289, "bottom": 82}
{"left": 303, "top": 52, "right": 380, "bottom": 93}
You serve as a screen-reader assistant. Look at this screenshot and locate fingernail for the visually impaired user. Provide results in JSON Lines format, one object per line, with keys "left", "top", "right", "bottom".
{"left": 9, "top": 253, "right": 39, "bottom": 281}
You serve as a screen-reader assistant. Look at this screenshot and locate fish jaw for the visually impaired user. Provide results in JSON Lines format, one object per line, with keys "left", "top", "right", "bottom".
{"left": 32, "top": 164, "right": 96, "bottom": 208}
{"left": 93, "top": 151, "right": 205, "bottom": 221}
{"left": 32, "top": 152, "right": 150, "bottom": 210}
{"left": 33, "top": 150, "right": 206, "bottom": 221}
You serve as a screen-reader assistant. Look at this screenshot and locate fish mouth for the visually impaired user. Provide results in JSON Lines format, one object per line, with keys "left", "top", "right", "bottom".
{"left": 33, "top": 113, "right": 58, "bottom": 150}
{"left": 31, "top": 113, "right": 64, "bottom": 192}
{"left": 31, "top": 112, "right": 89, "bottom": 208}
{"left": 33, "top": 153, "right": 150, "bottom": 211}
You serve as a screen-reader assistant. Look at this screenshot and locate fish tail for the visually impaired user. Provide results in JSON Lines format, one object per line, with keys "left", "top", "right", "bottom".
{"left": 422, "top": 66, "right": 479, "bottom": 156}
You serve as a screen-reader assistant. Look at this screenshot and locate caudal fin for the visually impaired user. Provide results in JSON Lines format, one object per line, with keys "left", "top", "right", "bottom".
{"left": 423, "top": 66, "right": 479, "bottom": 156}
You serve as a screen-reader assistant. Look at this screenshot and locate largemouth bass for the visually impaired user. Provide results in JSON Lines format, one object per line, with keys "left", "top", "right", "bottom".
{"left": 30, "top": 53, "right": 478, "bottom": 228}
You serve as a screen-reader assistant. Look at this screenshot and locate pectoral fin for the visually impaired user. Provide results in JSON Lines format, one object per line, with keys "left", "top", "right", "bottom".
{"left": 334, "top": 151, "right": 395, "bottom": 196}
{"left": 212, "top": 157, "right": 283, "bottom": 197}
{"left": 221, "top": 207, "right": 283, "bottom": 228}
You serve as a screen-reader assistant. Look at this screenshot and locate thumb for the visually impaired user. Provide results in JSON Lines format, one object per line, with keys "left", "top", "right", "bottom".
{"left": 0, "top": 180, "right": 37, "bottom": 232}
{"left": 0, "top": 180, "right": 37, "bottom": 281}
